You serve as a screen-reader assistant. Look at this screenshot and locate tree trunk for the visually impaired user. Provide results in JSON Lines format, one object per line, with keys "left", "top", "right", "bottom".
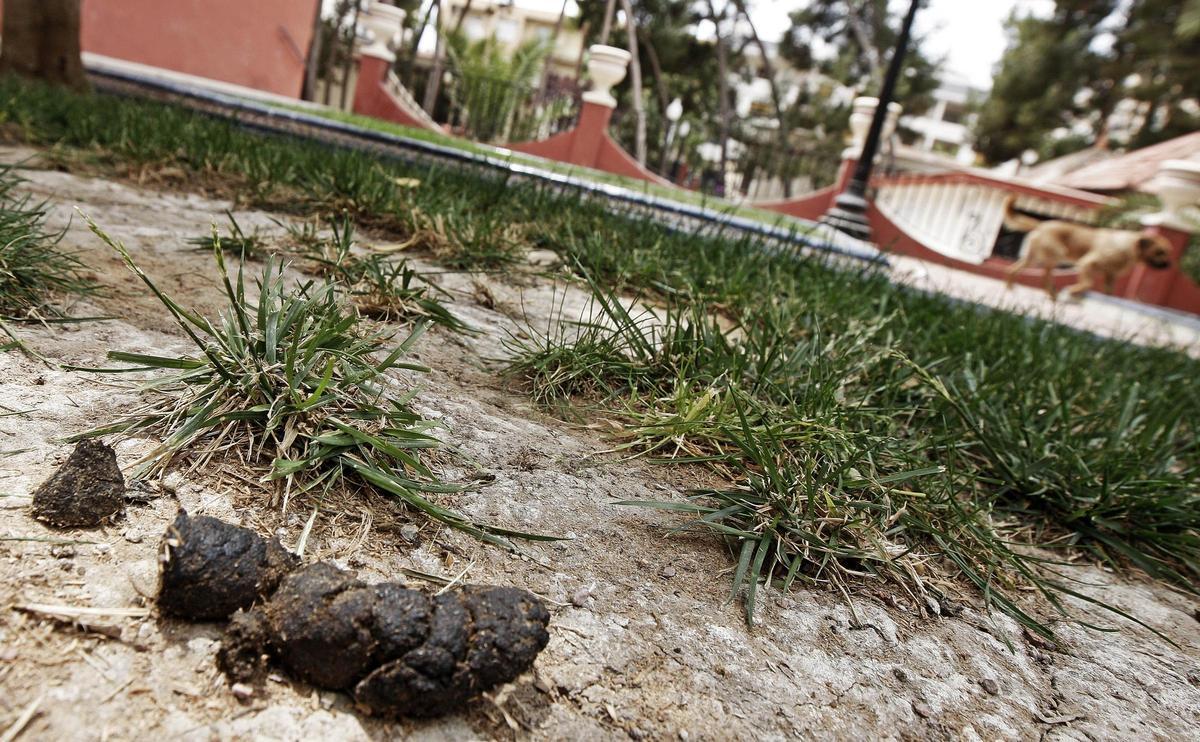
{"left": 618, "top": 0, "right": 646, "bottom": 166}
{"left": 450, "top": 0, "right": 473, "bottom": 35}
{"left": 302, "top": 1, "right": 324, "bottom": 101}
{"left": 640, "top": 30, "right": 672, "bottom": 173}
{"left": 537, "top": 0, "right": 569, "bottom": 101}
{"left": 422, "top": 0, "right": 446, "bottom": 113}
{"left": 402, "top": 0, "right": 435, "bottom": 88}
{"left": 338, "top": 0, "right": 362, "bottom": 111}
{"left": 730, "top": 0, "right": 792, "bottom": 196}
{"left": 705, "top": 0, "right": 731, "bottom": 189}
{"left": 847, "top": 1, "right": 884, "bottom": 81}
{"left": 0, "top": 0, "right": 87, "bottom": 91}
{"left": 599, "top": 0, "right": 618, "bottom": 45}
{"left": 574, "top": 21, "right": 590, "bottom": 81}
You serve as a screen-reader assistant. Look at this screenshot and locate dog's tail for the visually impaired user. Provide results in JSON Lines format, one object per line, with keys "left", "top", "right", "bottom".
{"left": 1002, "top": 195, "right": 1042, "bottom": 233}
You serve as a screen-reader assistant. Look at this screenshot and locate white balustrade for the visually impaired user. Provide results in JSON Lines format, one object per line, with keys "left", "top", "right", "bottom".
{"left": 1145, "top": 159, "right": 1200, "bottom": 232}
{"left": 359, "top": 1, "right": 406, "bottom": 62}
{"left": 582, "top": 45, "right": 632, "bottom": 109}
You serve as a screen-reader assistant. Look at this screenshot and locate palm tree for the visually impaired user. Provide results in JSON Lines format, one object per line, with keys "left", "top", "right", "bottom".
{"left": 446, "top": 35, "right": 551, "bottom": 142}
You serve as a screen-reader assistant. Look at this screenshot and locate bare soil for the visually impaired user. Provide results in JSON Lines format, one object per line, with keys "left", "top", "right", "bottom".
{"left": 2, "top": 148, "right": 1199, "bottom": 741}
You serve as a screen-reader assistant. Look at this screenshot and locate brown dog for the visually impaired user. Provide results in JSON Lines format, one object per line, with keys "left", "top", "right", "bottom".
{"left": 1002, "top": 196, "right": 1172, "bottom": 300}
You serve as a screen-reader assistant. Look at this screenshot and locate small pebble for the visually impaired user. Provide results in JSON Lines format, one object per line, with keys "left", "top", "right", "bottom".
{"left": 50, "top": 545, "right": 76, "bottom": 559}
{"left": 980, "top": 678, "right": 1000, "bottom": 695}
{"left": 893, "top": 668, "right": 908, "bottom": 682}
{"left": 161, "top": 472, "right": 184, "bottom": 494}
{"left": 571, "top": 588, "right": 591, "bottom": 607}
{"left": 660, "top": 566, "right": 676, "bottom": 579}
{"left": 679, "top": 731, "right": 690, "bottom": 741}
{"left": 912, "top": 700, "right": 933, "bottom": 719}
{"left": 400, "top": 524, "right": 419, "bottom": 543}
{"left": 124, "top": 530, "right": 144, "bottom": 544}
{"left": 231, "top": 683, "right": 254, "bottom": 703}
{"left": 0, "top": 645, "right": 16, "bottom": 662}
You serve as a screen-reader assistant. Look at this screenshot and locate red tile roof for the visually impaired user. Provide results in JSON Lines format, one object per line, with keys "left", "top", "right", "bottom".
{"left": 1054, "top": 131, "right": 1200, "bottom": 193}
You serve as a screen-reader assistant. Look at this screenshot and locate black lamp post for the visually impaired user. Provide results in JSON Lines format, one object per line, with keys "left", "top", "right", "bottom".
{"left": 821, "top": 0, "right": 922, "bottom": 241}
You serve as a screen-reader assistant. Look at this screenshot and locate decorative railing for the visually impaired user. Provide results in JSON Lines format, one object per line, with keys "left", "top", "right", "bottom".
{"left": 727, "top": 136, "right": 842, "bottom": 201}
{"left": 872, "top": 171, "right": 1113, "bottom": 264}
{"left": 384, "top": 71, "right": 440, "bottom": 130}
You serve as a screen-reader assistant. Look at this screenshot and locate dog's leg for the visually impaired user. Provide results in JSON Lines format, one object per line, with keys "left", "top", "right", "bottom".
{"left": 1042, "top": 266, "right": 1056, "bottom": 301}
{"left": 1006, "top": 235, "right": 1033, "bottom": 290}
{"left": 1067, "top": 266, "right": 1095, "bottom": 299}
{"left": 1006, "top": 253, "right": 1030, "bottom": 290}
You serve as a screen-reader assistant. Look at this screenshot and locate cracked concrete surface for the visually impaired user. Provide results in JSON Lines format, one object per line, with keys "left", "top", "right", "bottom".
{"left": 1, "top": 153, "right": 1198, "bottom": 740}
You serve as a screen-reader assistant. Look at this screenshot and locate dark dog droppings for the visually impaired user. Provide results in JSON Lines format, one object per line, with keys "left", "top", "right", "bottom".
{"left": 158, "top": 510, "right": 299, "bottom": 621}
{"left": 31, "top": 440, "right": 125, "bottom": 528}
{"left": 219, "top": 562, "right": 551, "bottom": 717}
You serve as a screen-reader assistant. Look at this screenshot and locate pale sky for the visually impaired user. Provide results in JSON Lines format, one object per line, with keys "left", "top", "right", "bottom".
{"left": 417, "top": 0, "right": 1057, "bottom": 90}
{"left": 750, "top": 0, "right": 1056, "bottom": 90}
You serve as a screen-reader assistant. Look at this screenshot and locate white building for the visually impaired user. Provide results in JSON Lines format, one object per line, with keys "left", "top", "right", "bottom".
{"left": 428, "top": 0, "right": 585, "bottom": 77}
{"left": 898, "top": 70, "right": 981, "bottom": 166}
{"left": 733, "top": 69, "right": 857, "bottom": 122}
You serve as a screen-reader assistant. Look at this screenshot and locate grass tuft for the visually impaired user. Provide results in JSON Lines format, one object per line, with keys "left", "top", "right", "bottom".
{"left": 79, "top": 218, "right": 543, "bottom": 547}
{"left": 0, "top": 162, "right": 94, "bottom": 349}
{"left": 286, "top": 213, "right": 473, "bottom": 333}
{"left": 509, "top": 266, "right": 1200, "bottom": 642}
{"left": 187, "top": 211, "right": 266, "bottom": 260}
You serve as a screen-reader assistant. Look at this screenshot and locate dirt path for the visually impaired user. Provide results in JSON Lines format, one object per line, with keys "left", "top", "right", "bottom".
{"left": 1, "top": 154, "right": 1199, "bottom": 741}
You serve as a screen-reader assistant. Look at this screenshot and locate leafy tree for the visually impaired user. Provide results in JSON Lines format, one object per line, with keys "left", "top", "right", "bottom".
{"left": 1112, "top": 0, "right": 1200, "bottom": 148}
{"left": 780, "top": 0, "right": 940, "bottom": 115}
{"left": 975, "top": 0, "right": 1200, "bottom": 164}
{"left": 972, "top": 8, "right": 1108, "bottom": 164}
{"left": 579, "top": 0, "right": 725, "bottom": 173}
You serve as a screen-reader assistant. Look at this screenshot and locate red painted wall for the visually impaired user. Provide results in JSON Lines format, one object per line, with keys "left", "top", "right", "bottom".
{"left": 1, "top": 0, "right": 319, "bottom": 98}
{"left": 85, "top": 0, "right": 317, "bottom": 97}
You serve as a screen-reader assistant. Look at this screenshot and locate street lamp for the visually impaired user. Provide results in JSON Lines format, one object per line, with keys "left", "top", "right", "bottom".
{"left": 821, "top": 0, "right": 922, "bottom": 242}
{"left": 670, "top": 120, "right": 691, "bottom": 182}
{"left": 660, "top": 97, "right": 684, "bottom": 174}
{"left": 666, "top": 97, "right": 683, "bottom": 123}
{"left": 1020, "top": 149, "right": 1039, "bottom": 173}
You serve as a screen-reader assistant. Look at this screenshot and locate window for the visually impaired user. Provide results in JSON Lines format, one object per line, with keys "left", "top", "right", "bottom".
{"left": 942, "top": 102, "right": 967, "bottom": 125}
{"left": 461, "top": 18, "right": 485, "bottom": 40}
{"left": 496, "top": 19, "right": 520, "bottom": 45}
